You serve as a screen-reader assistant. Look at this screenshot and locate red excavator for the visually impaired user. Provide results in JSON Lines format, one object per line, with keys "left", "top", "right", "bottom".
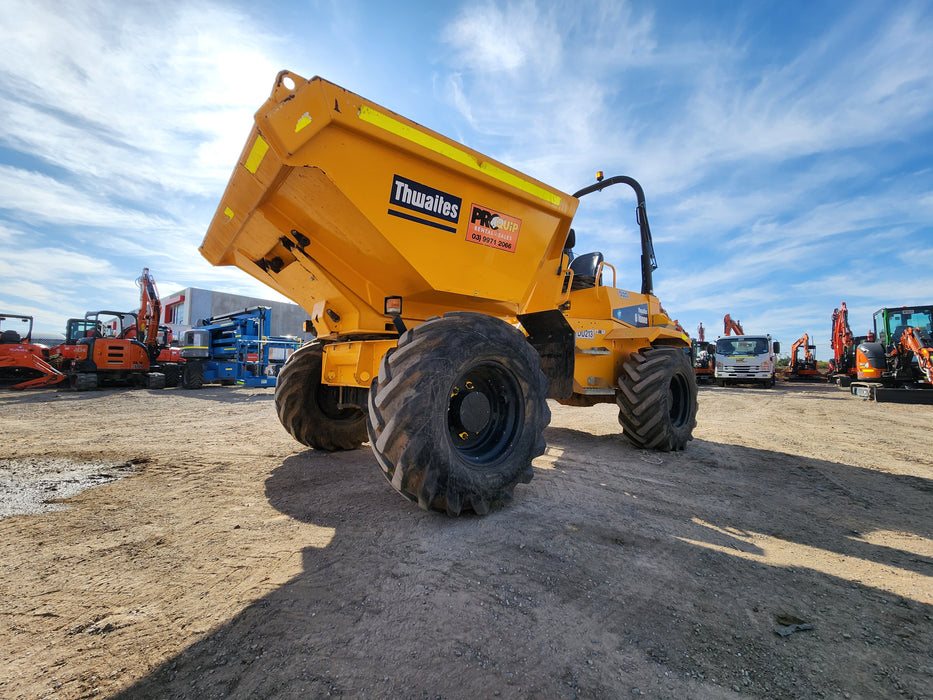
{"left": 0, "top": 313, "right": 65, "bottom": 390}
{"left": 787, "top": 333, "right": 820, "bottom": 379}
{"left": 828, "top": 302, "right": 858, "bottom": 386}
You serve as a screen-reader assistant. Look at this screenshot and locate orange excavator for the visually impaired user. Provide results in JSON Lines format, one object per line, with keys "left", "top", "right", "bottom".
{"left": 828, "top": 302, "right": 858, "bottom": 386}
{"left": 121, "top": 268, "right": 184, "bottom": 386}
{"left": 850, "top": 305, "right": 933, "bottom": 403}
{"left": 49, "top": 311, "right": 166, "bottom": 391}
{"left": 691, "top": 322, "right": 715, "bottom": 383}
{"left": 0, "top": 313, "right": 65, "bottom": 390}
{"left": 787, "top": 333, "right": 820, "bottom": 379}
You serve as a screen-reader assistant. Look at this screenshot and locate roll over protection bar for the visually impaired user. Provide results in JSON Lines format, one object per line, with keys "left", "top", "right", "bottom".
{"left": 572, "top": 175, "right": 657, "bottom": 297}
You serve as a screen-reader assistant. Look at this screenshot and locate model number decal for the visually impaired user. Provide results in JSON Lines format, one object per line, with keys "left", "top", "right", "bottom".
{"left": 576, "top": 329, "right": 595, "bottom": 339}
{"left": 612, "top": 305, "right": 649, "bottom": 327}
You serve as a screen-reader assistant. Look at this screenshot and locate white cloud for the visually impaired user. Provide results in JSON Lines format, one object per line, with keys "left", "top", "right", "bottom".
{"left": 0, "top": 165, "right": 171, "bottom": 229}
{"left": 0, "top": 1, "right": 297, "bottom": 332}
{"left": 0, "top": 1, "right": 281, "bottom": 202}
{"left": 443, "top": 0, "right": 562, "bottom": 75}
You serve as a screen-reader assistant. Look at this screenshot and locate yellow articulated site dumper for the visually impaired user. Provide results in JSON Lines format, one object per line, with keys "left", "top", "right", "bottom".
{"left": 201, "top": 71, "right": 698, "bottom": 516}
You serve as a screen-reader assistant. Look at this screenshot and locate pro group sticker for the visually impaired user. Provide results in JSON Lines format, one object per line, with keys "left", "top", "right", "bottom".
{"left": 466, "top": 204, "right": 521, "bottom": 253}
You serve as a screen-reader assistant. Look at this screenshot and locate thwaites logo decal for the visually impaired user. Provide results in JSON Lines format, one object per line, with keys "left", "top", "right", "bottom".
{"left": 613, "top": 305, "right": 649, "bottom": 327}
{"left": 467, "top": 204, "right": 521, "bottom": 253}
{"left": 387, "top": 174, "right": 461, "bottom": 233}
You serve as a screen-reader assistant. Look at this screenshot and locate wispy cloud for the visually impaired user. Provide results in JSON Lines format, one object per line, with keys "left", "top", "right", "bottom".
{"left": 0, "top": 1, "right": 292, "bottom": 330}
{"left": 437, "top": 0, "right": 933, "bottom": 354}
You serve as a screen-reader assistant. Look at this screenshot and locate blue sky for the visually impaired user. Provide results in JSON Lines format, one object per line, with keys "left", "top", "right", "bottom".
{"left": 1, "top": 1, "right": 932, "bottom": 358}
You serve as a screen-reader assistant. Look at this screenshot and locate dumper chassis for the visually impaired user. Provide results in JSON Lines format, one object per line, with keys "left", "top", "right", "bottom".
{"left": 202, "top": 72, "right": 697, "bottom": 515}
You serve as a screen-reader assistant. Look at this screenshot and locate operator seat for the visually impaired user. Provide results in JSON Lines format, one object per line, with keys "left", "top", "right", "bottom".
{"left": 569, "top": 252, "right": 604, "bottom": 290}
{"left": 0, "top": 330, "right": 21, "bottom": 344}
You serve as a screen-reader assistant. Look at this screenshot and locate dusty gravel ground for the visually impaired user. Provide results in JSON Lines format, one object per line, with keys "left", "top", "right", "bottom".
{"left": 0, "top": 380, "right": 930, "bottom": 699}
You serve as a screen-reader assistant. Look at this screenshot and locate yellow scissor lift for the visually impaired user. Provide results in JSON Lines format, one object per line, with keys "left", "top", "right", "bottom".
{"left": 201, "top": 71, "right": 697, "bottom": 515}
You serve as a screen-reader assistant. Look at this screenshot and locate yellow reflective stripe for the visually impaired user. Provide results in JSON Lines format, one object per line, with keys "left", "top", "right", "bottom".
{"left": 358, "top": 105, "right": 561, "bottom": 207}
{"left": 244, "top": 136, "right": 269, "bottom": 174}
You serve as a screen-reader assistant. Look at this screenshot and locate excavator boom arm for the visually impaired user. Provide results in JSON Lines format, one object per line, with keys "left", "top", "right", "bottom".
{"left": 900, "top": 327, "right": 933, "bottom": 384}
{"left": 137, "top": 268, "right": 163, "bottom": 356}
{"left": 723, "top": 313, "right": 744, "bottom": 336}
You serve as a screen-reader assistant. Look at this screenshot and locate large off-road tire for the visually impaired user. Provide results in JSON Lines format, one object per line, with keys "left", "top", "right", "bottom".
{"left": 367, "top": 312, "right": 549, "bottom": 516}
{"left": 182, "top": 361, "right": 204, "bottom": 389}
{"left": 616, "top": 346, "right": 698, "bottom": 451}
{"left": 275, "top": 342, "right": 367, "bottom": 451}
{"left": 162, "top": 364, "right": 180, "bottom": 388}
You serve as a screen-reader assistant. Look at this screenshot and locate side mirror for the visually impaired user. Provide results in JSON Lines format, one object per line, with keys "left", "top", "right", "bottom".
{"left": 772, "top": 342, "right": 781, "bottom": 354}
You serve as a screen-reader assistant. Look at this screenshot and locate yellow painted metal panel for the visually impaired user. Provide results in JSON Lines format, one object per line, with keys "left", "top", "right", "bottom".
{"left": 200, "top": 72, "right": 577, "bottom": 338}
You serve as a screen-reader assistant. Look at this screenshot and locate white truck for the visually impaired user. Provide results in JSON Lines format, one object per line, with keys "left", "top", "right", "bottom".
{"left": 715, "top": 334, "right": 780, "bottom": 388}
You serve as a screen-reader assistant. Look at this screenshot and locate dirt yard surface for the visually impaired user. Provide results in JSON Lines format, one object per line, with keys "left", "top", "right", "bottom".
{"left": 0, "top": 381, "right": 930, "bottom": 699}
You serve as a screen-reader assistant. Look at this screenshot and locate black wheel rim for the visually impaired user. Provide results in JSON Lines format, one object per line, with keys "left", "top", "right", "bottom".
{"left": 669, "top": 372, "right": 691, "bottom": 427}
{"left": 316, "top": 383, "right": 359, "bottom": 421}
{"left": 447, "top": 362, "right": 523, "bottom": 467}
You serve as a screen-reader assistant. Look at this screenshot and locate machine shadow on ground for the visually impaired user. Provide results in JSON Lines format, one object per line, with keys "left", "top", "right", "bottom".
{"left": 115, "top": 429, "right": 932, "bottom": 699}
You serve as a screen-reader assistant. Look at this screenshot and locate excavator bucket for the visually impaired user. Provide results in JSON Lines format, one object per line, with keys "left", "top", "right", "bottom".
{"left": 0, "top": 347, "right": 65, "bottom": 390}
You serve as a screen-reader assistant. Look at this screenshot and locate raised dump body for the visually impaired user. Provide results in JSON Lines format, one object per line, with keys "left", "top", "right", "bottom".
{"left": 202, "top": 72, "right": 578, "bottom": 334}
{"left": 202, "top": 71, "right": 697, "bottom": 516}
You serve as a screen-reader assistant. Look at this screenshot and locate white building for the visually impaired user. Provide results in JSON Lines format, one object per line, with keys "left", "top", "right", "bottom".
{"left": 160, "top": 287, "right": 315, "bottom": 341}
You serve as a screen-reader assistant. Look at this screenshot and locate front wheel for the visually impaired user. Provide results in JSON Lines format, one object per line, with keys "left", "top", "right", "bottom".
{"left": 367, "top": 312, "right": 549, "bottom": 516}
{"left": 617, "top": 346, "right": 698, "bottom": 451}
{"left": 275, "top": 342, "right": 367, "bottom": 451}
{"left": 182, "top": 361, "right": 203, "bottom": 389}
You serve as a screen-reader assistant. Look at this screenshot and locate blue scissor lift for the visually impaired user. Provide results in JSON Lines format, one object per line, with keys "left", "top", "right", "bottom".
{"left": 180, "top": 306, "right": 301, "bottom": 388}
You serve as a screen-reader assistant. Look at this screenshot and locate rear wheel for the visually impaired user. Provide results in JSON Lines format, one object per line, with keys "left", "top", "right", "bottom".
{"left": 162, "top": 364, "right": 180, "bottom": 388}
{"left": 617, "top": 346, "right": 698, "bottom": 451}
{"left": 367, "top": 312, "right": 549, "bottom": 516}
{"left": 275, "top": 342, "right": 367, "bottom": 451}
